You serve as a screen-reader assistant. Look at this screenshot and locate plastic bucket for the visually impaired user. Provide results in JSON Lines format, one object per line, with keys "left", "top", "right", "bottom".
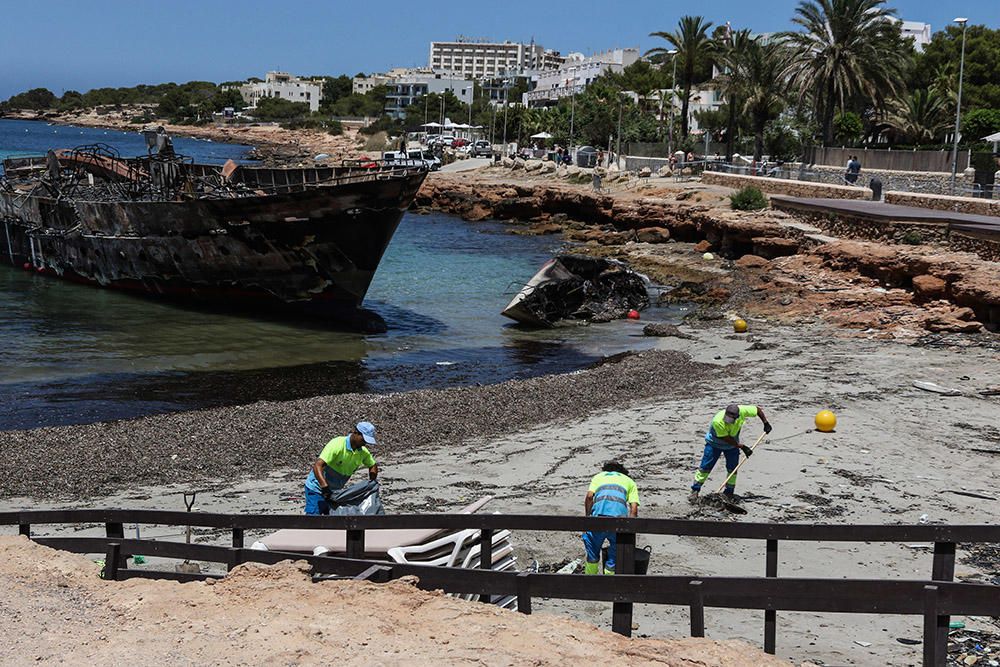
{"left": 601, "top": 544, "right": 652, "bottom": 574}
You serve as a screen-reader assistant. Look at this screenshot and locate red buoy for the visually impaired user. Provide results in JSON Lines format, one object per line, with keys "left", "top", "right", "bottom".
{"left": 627, "top": 309, "right": 641, "bottom": 320}
{"left": 22, "top": 262, "right": 32, "bottom": 271}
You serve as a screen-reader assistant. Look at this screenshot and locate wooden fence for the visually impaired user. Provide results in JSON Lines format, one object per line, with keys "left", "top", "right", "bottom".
{"left": 804, "top": 146, "right": 971, "bottom": 173}
{"left": 3, "top": 510, "right": 999, "bottom": 667}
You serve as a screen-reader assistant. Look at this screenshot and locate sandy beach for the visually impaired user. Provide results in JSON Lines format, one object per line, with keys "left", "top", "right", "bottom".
{"left": 3, "top": 317, "right": 999, "bottom": 665}
{"left": 1, "top": 160, "right": 999, "bottom": 665}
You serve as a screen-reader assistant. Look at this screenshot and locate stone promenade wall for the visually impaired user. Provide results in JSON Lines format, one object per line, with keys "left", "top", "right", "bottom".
{"left": 803, "top": 165, "right": 977, "bottom": 195}
{"left": 885, "top": 191, "right": 1000, "bottom": 217}
{"left": 701, "top": 171, "right": 869, "bottom": 200}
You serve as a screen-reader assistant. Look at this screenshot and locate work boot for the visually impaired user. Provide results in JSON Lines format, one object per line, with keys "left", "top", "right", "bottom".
{"left": 603, "top": 567, "right": 615, "bottom": 575}
{"left": 584, "top": 561, "right": 600, "bottom": 576}
{"left": 688, "top": 490, "right": 701, "bottom": 504}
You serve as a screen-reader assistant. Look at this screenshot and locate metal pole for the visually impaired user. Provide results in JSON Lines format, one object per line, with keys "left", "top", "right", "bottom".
{"left": 503, "top": 81, "right": 509, "bottom": 155}
{"left": 616, "top": 98, "right": 623, "bottom": 169}
{"left": 569, "top": 86, "right": 575, "bottom": 153}
{"left": 950, "top": 18, "right": 968, "bottom": 193}
{"left": 670, "top": 54, "right": 678, "bottom": 157}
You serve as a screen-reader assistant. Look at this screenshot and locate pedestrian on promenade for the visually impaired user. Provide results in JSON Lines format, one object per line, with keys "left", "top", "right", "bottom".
{"left": 304, "top": 422, "right": 379, "bottom": 515}
{"left": 845, "top": 155, "right": 861, "bottom": 184}
{"left": 582, "top": 461, "right": 640, "bottom": 575}
{"left": 689, "top": 404, "right": 771, "bottom": 501}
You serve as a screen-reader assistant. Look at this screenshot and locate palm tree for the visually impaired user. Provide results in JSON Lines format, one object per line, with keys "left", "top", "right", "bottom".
{"left": 740, "top": 39, "right": 792, "bottom": 160}
{"left": 713, "top": 28, "right": 754, "bottom": 159}
{"left": 647, "top": 15, "right": 714, "bottom": 139}
{"left": 882, "top": 88, "right": 950, "bottom": 144}
{"left": 782, "top": 0, "right": 909, "bottom": 145}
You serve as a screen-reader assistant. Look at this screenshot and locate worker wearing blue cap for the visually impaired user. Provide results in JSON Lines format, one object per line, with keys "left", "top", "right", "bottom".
{"left": 304, "top": 422, "right": 379, "bottom": 515}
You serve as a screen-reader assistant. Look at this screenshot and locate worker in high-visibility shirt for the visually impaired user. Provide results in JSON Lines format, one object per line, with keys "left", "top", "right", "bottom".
{"left": 304, "top": 421, "right": 379, "bottom": 515}
{"left": 582, "top": 461, "right": 640, "bottom": 575}
{"left": 689, "top": 403, "right": 771, "bottom": 501}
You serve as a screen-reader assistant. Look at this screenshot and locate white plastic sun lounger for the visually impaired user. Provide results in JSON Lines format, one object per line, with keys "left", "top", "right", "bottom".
{"left": 250, "top": 496, "right": 493, "bottom": 556}
{"left": 249, "top": 496, "right": 518, "bottom": 609}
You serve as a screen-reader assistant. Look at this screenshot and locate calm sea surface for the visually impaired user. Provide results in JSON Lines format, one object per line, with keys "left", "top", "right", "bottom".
{"left": 0, "top": 119, "right": 682, "bottom": 429}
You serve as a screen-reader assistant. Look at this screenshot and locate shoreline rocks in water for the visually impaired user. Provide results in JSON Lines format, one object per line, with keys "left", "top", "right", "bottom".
{"left": 417, "top": 172, "right": 1000, "bottom": 338}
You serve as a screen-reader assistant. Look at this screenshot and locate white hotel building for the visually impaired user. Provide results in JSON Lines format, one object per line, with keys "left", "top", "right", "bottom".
{"left": 429, "top": 39, "right": 564, "bottom": 79}
{"left": 236, "top": 71, "right": 323, "bottom": 112}
{"left": 522, "top": 48, "right": 640, "bottom": 107}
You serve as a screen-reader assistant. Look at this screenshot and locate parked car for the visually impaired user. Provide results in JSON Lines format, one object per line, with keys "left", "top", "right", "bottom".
{"left": 407, "top": 149, "right": 441, "bottom": 171}
{"left": 471, "top": 140, "right": 493, "bottom": 157}
{"left": 452, "top": 138, "right": 470, "bottom": 148}
{"left": 381, "top": 150, "right": 440, "bottom": 171}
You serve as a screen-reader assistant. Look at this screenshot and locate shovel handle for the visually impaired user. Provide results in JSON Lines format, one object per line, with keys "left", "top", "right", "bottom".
{"left": 715, "top": 431, "right": 767, "bottom": 494}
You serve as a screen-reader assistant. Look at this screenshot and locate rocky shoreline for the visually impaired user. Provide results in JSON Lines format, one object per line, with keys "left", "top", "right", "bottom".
{"left": 416, "top": 168, "right": 1000, "bottom": 337}
{"left": 2, "top": 109, "right": 365, "bottom": 166}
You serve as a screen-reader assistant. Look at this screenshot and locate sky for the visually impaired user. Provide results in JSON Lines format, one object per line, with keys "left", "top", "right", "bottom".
{"left": 1, "top": 0, "right": 997, "bottom": 100}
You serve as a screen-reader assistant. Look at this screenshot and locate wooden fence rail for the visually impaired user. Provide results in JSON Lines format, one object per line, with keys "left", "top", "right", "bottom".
{"left": 4, "top": 510, "right": 999, "bottom": 667}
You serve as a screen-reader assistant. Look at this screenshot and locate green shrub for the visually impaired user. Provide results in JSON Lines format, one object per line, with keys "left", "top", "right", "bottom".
{"left": 902, "top": 230, "right": 923, "bottom": 245}
{"left": 730, "top": 186, "right": 768, "bottom": 211}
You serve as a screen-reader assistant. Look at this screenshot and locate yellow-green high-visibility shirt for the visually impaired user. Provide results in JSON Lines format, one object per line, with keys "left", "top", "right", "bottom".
{"left": 305, "top": 436, "right": 375, "bottom": 492}
{"left": 588, "top": 471, "right": 640, "bottom": 517}
{"left": 709, "top": 405, "right": 758, "bottom": 441}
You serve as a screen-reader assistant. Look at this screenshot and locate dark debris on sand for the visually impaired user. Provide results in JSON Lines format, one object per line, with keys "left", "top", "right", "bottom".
{"left": 0, "top": 349, "right": 726, "bottom": 500}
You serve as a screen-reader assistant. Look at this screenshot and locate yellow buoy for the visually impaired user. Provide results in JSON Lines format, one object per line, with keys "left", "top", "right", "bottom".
{"left": 815, "top": 410, "right": 837, "bottom": 432}
{"left": 702, "top": 252, "right": 715, "bottom": 261}
{"left": 733, "top": 318, "right": 748, "bottom": 333}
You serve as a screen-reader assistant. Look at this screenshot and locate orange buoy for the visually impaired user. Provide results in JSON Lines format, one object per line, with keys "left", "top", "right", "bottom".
{"left": 627, "top": 309, "right": 640, "bottom": 320}
{"left": 815, "top": 410, "right": 837, "bottom": 432}
{"left": 733, "top": 318, "right": 748, "bottom": 333}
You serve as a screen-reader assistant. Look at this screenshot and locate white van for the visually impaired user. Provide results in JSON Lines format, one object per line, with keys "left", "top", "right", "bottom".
{"left": 382, "top": 150, "right": 440, "bottom": 171}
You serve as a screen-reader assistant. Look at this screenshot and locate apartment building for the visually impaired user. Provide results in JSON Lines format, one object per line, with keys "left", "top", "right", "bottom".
{"left": 236, "top": 71, "right": 323, "bottom": 112}
{"left": 429, "top": 39, "right": 564, "bottom": 79}
{"left": 383, "top": 71, "right": 475, "bottom": 119}
{"left": 523, "top": 48, "right": 639, "bottom": 107}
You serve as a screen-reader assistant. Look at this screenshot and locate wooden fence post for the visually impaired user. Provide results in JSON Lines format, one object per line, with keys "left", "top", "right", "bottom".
{"left": 479, "top": 528, "right": 494, "bottom": 603}
{"left": 104, "top": 542, "right": 121, "bottom": 581}
{"left": 612, "top": 531, "right": 636, "bottom": 637}
{"left": 689, "top": 580, "right": 705, "bottom": 637}
{"left": 105, "top": 522, "right": 126, "bottom": 570}
{"left": 346, "top": 529, "right": 365, "bottom": 559}
{"left": 764, "top": 538, "right": 778, "bottom": 654}
{"left": 18, "top": 524, "right": 29, "bottom": 537}
{"left": 923, "top": 585, "right": 939, "bottom": 667}
{"left": 931, "top": 542, "right": 955, "bottom": 666}
{"left": 516, "top": 571, "right": 532, "bottom": 615}
{"left": 231, "top": 527, "right": 244, "bottom": 549}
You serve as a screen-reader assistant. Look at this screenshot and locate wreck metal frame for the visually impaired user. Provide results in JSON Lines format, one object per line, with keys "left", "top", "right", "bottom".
{"left": 3, "top": 510, "right": 998, "bottom": 667}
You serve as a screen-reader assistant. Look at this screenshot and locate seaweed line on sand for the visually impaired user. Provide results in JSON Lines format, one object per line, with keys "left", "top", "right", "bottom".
{"left": 0, "top": 349, "right": 729, "bottom": 500}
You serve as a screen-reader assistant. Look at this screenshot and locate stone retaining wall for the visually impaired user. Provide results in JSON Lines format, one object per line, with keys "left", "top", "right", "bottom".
{"left": 802, "top": 164, "right": 975, "bottom": 195}
{"left": 885, "top": 191, "right": 1000, "bottom": 217}
{"left": 701, "top": 171, "right": 869, "bottom": 200}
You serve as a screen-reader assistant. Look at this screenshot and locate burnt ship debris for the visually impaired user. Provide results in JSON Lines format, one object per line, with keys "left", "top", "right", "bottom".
{"left": 502, "top": 254, "right": 650, "bottom": 327}
{"left": 0, "top": 128, "right": 428, "bottom": 332}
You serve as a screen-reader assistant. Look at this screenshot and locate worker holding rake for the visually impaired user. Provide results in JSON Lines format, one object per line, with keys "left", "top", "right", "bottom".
{"left": 689, "top": 404, "right": 771, "bottom": 502}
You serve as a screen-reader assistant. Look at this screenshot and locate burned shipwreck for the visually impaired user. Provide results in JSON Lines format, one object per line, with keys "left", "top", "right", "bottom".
{"left": 0, "top": 129, "right": 427, "bottom": 331}
{"left": 502, "top": 255, "right": 649, "bottom": 327}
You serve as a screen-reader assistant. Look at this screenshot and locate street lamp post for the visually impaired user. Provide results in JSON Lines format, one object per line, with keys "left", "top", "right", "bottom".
{"left": 950, "top": 17, "right": 969, "bottom": 192}
{"left": 668, "top": 50, "right": 679, "bottom": 158}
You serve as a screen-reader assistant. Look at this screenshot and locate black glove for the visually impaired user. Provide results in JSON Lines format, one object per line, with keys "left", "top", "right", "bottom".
{"left": 741, "top": 445, "right": 754, "bottom": 458}
{"left": 320, "top": 486, "right": 333, "bottom": 502}
{"left": 763, "top": 421, "right": 773, "bottom": 434}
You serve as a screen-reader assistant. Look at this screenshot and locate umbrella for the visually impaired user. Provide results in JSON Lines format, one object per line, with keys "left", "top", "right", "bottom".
{"left": 530, "top": 131, "right": 553, "bottom": 139}
{"left": 421, "top": 122, "right": 442, "bottom": 128}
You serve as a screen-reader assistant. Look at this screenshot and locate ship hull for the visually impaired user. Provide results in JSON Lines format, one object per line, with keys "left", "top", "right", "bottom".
{"left": 0, "top": 164, "right": 426, "bottom": 322}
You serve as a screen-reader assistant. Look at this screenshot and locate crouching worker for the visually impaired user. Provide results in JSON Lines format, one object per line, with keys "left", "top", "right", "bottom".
{"left": 582, "top": 461, "right": 640, "bottom": 575}
{"left": 304, "top": 421, "right": 379, "bottom": 515}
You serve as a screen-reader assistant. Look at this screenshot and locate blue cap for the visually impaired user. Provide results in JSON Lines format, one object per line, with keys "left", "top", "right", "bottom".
{"left": 356, "top": 421, "right": 377, "bottom": 445}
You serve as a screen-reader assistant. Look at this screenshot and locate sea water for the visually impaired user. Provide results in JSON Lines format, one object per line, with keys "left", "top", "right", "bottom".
{"left": 0, "top": 119, "right": 683, "bottom": 429}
